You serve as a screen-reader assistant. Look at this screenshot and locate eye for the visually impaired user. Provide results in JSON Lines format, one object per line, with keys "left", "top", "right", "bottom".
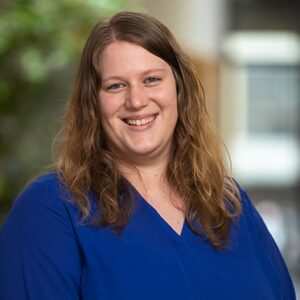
{"left": 106, "top": 82, "right": 126, "bottom": 91}
{"left": 144, "top": 76, "right": 161, "bottom": 85}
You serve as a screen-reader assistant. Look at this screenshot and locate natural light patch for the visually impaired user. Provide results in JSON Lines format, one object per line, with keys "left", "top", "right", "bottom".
{"left": 223, "top": 32, "right": 300, "bottom": 65}
{"left": 231, "top": 134, "right": 300, "bottom": 186}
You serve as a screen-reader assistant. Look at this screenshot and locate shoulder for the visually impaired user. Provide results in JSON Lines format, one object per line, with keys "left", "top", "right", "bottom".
{"left": 233, "top": 181, "right": 296, "bottom": 298}
{"left": 228, "top": 179, "right": 268, "bottom": 241}
{"left": 231, "top": 179, "right": 256, "bottom": 218}
{"left": 233, "top": 180, "right": 280, "bottom": 253}
{"left": 0, "top": 172, "right": 83, "bottom": 299}
{"left": 0, "top": 171, "right": 80, "bottom": 258}
{"left": 1, "top": 172, "right": 75, "bottom": 234}
{"left": 16, "top": 171, "right": 71, "bottom": 209}
{"left": 21, "top": 171, "right": 65, "bottom": 198}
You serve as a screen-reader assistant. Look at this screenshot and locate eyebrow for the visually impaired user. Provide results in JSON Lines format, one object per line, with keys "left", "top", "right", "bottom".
{"left": 101, "top": 68, "right": 167, "bottom": 83}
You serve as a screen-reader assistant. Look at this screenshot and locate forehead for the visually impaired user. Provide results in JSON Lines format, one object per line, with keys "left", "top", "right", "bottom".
{"left": 97, "top": 41, "right": 171, "bottom": 77}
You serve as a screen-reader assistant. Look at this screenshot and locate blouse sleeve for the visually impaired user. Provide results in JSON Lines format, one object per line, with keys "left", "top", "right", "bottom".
{"left": 239, "top": 187, "right": 296, "bottom": 300}
{"left": 0, "top": 178, "right": 82, "bottom": 300}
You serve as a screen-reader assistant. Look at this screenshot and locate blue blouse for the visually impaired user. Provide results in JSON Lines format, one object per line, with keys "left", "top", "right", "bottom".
{"left": 0, "top": 172, "right": 296, "bottom": 299}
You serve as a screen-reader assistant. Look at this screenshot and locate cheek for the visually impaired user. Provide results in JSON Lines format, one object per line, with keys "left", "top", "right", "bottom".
{"left": 164, "top": 89, "right": 178, "bottom": 117}
{"left": 153, "top": 83, "right": 177, "bottom": 107}
{"left": 98, "top": 95, "right": 118, "bottom": 122}
{"left": 169, "top": 95, "right": 179, "bottom": 125}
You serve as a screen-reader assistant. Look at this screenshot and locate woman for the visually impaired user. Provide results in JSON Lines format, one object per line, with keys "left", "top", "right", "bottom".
{"left": 0, "top": 11, "right": 296, "bottom": 300}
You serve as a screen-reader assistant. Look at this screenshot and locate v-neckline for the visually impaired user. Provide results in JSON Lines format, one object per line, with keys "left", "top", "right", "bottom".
{"left": 136, "top": 191, "right": 188, "bottom": 242}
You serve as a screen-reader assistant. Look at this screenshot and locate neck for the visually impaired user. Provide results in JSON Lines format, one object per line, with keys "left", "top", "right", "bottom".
{"left": 118, "top": 152, "right": 171, "bottom": 198}
{"left": 118, "top": 143, "right": 172, "bottom": 179}
{"left": 119, "top": 156, "right": 168, "bottom": 184}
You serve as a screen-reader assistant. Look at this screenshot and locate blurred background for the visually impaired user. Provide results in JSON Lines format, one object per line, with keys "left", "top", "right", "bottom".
{"left": 0, "top": 0, "right": 299, "bottom": 296}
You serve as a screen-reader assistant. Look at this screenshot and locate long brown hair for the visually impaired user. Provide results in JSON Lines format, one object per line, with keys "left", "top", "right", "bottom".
{"left": 56, "top": 11, "right": 241, "bottom": 249}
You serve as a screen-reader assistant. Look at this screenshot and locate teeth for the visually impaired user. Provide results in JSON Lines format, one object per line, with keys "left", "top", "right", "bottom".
{"left": 125, "top": 115, "right": 155, "bottom": 126}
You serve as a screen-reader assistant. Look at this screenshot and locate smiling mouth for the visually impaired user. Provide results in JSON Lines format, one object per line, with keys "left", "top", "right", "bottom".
{"left": 123, "top": 114, "right": 157, "bottom": 126}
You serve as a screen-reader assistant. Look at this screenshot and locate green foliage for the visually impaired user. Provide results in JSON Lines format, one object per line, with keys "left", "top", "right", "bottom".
{"left": 0, "top": 0, "right": 138, "bottom": 223}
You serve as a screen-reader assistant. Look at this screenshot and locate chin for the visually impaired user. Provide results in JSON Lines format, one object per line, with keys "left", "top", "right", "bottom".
{"left": 126, "top": 145, "right": 162, "bottom": 159}
{"left": 130, "top": 148, "right": 158, "bottom": 157}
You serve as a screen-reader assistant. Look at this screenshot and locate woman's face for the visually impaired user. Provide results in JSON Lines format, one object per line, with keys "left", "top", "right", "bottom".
{"left": 98, "top": 41, "right": 178, "bottom": 163}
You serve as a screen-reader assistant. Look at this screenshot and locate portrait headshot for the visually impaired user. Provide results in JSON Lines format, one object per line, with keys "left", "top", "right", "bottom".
{"left": 0, "top": 2, "right": 299, "bottom": 299}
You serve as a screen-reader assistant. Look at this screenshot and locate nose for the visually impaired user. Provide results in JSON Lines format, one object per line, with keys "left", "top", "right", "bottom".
{"left": 125, "top": 84, "right": 148, "bottom": 110}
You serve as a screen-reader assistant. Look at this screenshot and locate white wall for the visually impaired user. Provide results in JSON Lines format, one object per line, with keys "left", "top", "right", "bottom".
{"left": 140, "top": 0, "right": 228, "bottom": 60}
